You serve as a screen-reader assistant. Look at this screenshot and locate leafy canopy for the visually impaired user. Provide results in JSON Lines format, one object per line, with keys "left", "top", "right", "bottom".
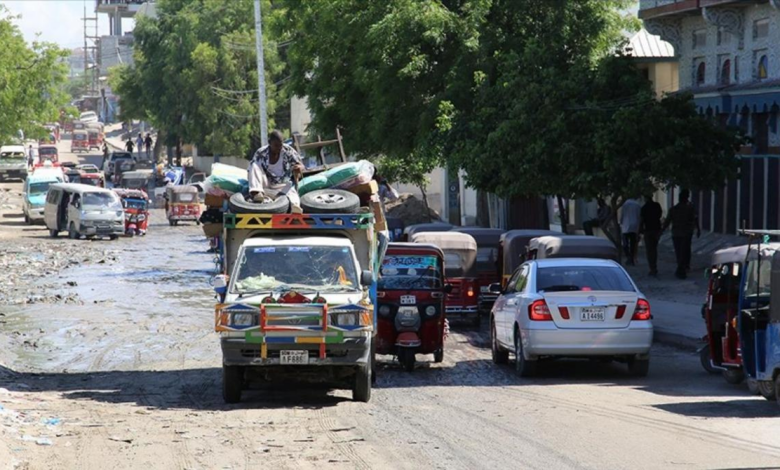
{"left": 0, "top": 6, "right": 69, "bottom": 143}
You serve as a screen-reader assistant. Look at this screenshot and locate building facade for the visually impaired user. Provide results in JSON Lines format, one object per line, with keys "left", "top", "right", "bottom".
{"left": 640, "top": 0, "right": 780, "bottom": 233}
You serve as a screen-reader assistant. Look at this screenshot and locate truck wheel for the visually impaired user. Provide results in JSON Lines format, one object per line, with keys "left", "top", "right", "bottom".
{"left": 352, "top": 363, "right": 371, "bottom": 403}
{"left": 222, "top": 365, "right": 243, "bottom": 404}
{"left": 723, "top": 368, "right": 745, "bottom": 385}
{"left": 300, "top": 189, "right": 359, "bottom": 214}
{"left": 747, "top": 378, "right": 761, "bottom": 395}
{"left": 228, "top": 192, "right": 289, "bottom": 214}
{"left": 398, "top": 348, "right": 415, "bottom": 372}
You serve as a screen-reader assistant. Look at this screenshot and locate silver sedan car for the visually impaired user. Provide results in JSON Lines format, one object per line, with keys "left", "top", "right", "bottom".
{"left": 489, "top": 258, "right": 653, "bottom": 377}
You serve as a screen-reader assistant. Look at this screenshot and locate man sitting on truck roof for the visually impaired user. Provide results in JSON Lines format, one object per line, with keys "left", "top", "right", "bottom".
{"left": 248, "top": 130, "right": 305, "bottom": 212}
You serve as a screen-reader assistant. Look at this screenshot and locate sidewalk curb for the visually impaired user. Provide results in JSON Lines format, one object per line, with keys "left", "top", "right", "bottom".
{"left": 653, "top": 328, "right": 701, "bottom": 352}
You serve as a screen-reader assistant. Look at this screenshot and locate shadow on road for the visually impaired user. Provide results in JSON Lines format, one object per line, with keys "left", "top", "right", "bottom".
{"left": 652, "top": 399, "right": 779, "bottom": 419}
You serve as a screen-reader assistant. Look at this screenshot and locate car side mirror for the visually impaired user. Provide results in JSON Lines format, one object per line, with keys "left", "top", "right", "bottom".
{"left": 360, "top": 270, "right": 374, "bottom": 287}
{"left": 488, "top": 283, "right": 502, "bottom": 294}
{"left": 444, "top": 284, "right": 453, "bottom": 294}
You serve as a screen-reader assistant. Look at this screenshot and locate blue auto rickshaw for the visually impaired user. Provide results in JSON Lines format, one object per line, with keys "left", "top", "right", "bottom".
{"left": 737, "top": 231, "right": 780, "bottom": 404}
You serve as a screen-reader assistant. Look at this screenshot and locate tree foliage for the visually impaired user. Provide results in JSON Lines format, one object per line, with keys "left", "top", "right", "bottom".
{"left": 0, "top": 6, "right": 69, "bottom": 142}
{"left": 110, "top": 0, "right": 288, "bottom": 156}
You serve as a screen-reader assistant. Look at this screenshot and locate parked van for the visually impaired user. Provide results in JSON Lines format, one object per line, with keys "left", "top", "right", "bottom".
{"left": 23, "top": 170, "right": 64, "bottom": 224}
{"left": 44, "top": 183, "right": 124, "bottom": 240}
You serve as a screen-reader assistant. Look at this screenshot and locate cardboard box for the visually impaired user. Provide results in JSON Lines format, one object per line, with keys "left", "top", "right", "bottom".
{"left": 204, "top": 193, "right": 226, "bottom": 208}
{"left": 202, "top": 222, "right": 223, "bottom": 238}
{"left": 348, "top": 180, "right": 379, "bottom": 206}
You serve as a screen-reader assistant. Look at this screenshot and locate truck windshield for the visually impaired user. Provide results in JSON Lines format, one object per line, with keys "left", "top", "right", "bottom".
{"left": 29, "top": 182, "right": 53, "bottom": 195}
{"left": 233, "top": 245, "right": 360, "bottom": 294}
{"left": 83, "top": 192, "right": 121, "bottom": 209}
{"left": 378, "top": 255, "right": 442, "bottom": 290}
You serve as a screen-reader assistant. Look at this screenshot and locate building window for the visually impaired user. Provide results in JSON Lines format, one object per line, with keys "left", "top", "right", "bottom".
{"left": 734, "top": 56, "right": 740, "bottom": 83}
{"left": 693, "top": 29, "right": 707, "bottom": 49}
{"left": 696, "top": 61, "right": 706, "bottom": 86}
{"left": 758, "top": 55, "right": 768, "bottom": 80}
{"left": 753, "top": 19, "right": 769, "bottom": 40}
{"left": 718, "top": 27, "right": 731, "bottom": 46}
{"left": 720, "top": 60, "right": 731, "bottom": 85}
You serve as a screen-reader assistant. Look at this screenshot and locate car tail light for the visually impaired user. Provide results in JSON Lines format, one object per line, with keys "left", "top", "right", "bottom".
{"left": 632, "top": 299, "right": 651, "bottom": 321}
{"left": 558, "top": 306, "right": 570, "bottom": 320}
{"left": 529, "top": 300, "right": 552, "bottom": 321}
{"left": 615, "top": 305, "right": 627, "bottom": 319}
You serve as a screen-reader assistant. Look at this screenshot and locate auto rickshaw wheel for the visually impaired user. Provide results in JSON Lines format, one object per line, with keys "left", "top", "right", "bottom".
{"left": 434, "top": 345, "right": 444, "bottom": 363}
{"left": 514, "top": 330, "right": 537, "bottom": 377}
{"left": 398, "top": 348, "right": 415, "bottom": 372}
{"left": 699, "top": 347, "right": 718, "bottom": 374}
{"left": 775, "top": 375, "right": 780, "bottom": 406}
{"left": 758, "top": 380, "right": 776, "bottom": 401}
{"left": 722, "top": 368, "right": 745, "bottom": 385}
{"left": 491, "top": 319, "right": 509, "bottom": 365}
{"left": 352, "top": 363, "right": 371, "bottom": 403}
{"left": 222, "top": 365, "right": 244, "bottom": 404}
{"left": 747, "top": 378, "right": 761, "bottom": 395}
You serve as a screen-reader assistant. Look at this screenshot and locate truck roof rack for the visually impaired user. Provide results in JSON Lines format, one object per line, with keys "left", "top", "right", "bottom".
{"left": 224, "top": 212, "right": 374, "bottom": 230}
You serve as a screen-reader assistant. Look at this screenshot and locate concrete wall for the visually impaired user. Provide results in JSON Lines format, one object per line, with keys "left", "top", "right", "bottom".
{"left": 290, "top": 96, "right": 312, "bottom": 135}
{"left": 193, "top": 156, "right": 249, "bottom": 175}
{"left": 648, "top": 61, "right": 679, "bottom": 96}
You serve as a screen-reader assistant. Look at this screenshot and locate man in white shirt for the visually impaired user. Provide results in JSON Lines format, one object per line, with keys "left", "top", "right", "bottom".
{"left": 247, "top": 130, "right": 305, "bottom": 212}
{"left": 620, "top": 198, "right": 641, "bottom": 265}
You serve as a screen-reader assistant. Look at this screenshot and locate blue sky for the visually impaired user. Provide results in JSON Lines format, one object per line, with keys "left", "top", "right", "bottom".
{"left": 3, "top": 0, "right": 133, "bottom": 49}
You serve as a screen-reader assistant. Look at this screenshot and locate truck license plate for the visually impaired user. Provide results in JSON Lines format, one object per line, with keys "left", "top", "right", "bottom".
{"left": 280, "top": 350, "right": 308, "bottom": 365}
{"left": 400, "top": 295, "right": 416, "bottom": 305}
{"left": 580, "top": 308, "right": 605, "bottom": 321}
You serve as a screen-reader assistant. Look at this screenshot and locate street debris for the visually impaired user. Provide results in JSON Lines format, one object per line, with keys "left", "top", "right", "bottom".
{"left": 385, "top": 193, "right": 441, "bottom": 225}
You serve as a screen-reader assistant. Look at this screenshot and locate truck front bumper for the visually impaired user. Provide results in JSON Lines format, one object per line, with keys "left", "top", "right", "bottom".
{"left": 0, "top": 169, "right": 26, "bottom": 179}
{"left": 80, "top": 222, "right": 124, "bottom": 236}
{"left": 221, "top": 335, "right": 371, "bottom": 367}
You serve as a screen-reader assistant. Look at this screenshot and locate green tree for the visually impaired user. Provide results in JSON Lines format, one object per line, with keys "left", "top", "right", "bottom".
{"left": 0, "top": 6, "right": 69, "bottom": 143}
{"left": 110, "top": 0, "right": 288, "bottom": 157}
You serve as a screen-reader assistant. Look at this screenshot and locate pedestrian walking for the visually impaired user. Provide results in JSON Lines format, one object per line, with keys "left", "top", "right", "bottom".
{"left": 27, "top": 145, "right": 35, "bottom": 169}
{"left": 583, "top": 198, "right": 611, "bottom": 236}
{"left": 144, "top": 133, "right": 153, "bottom": 160}
{"left": 662, "top": 189, "right": 700, "bottom": 279}
{"left": 125, "top": 138, "right": 135, "bottom": 154}
{"left": 640, "top": 194, "right": 663, "bottom": 276}
{"left": 620, "top": 198, "right": 641, "bottom": 265}
{"left": 135, "top": 133, "right": 144, "bottom": 160}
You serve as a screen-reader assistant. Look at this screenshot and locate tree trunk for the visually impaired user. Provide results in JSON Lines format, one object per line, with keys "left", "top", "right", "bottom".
{"left": 556, "top": 195, "right": 569, "bottom": 234}
{"left": 477, "top": 190, "right": 490, "bottom": 227}
{"left": 418, "top": 184, "right": 432, "bottom": 222}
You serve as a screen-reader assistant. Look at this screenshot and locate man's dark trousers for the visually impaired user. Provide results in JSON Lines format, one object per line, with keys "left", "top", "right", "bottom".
{"left": 644, "top": 230, "right": 660, "bottom": 273}
{"left": 672, "top": 234, "right": 692, "bottom": 278}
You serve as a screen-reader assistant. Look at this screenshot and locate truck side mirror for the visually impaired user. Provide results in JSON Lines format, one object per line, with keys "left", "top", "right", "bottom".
{"left": 488, "top": 283, "right": 502, "bottom": 294}
{"left": 444, "top": 284, "right": 453, "bottom": 294}
{"left": 360, "top": 270, "right": 374, "bottom": 287}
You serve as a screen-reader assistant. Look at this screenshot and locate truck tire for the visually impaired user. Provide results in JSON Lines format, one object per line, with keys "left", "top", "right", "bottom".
{"left": 300, "top": 189, "right": 359, "bottom": 214}
{"left": 228, "top": 192, "right": 289, "bottom": 214}
{"left": 222, "top": 365, "right": 243, "bottom": 404}
{"left": 352, "top": 363, "right": 371, "bottom": 403}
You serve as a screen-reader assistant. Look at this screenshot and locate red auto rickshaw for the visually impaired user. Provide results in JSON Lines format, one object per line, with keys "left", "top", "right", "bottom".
{"left": 79, "top": 172, "right": 105, "bottom": 187}
{"left": 377, "top": 243, "right": 448, "bottom": 371}
{"left": 37, "top": 145, "right": 59, "bottom": 165}
{"left": 453, "top": 227, "right": 506, "bottom": 316}
{"left": 71, "top": 130, "right": 89, "bottom": 153}
{"left": 165, "top": 185, "right": 201, "bottom": 226}
{"left": 113, "top": 188, "right": 150, "bottom": 236}
{"left": 411, "top": 232, "right": 479, "bottom": 327}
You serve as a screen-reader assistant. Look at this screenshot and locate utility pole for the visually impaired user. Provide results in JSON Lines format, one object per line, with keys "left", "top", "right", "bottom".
{"left": 82, "top": 3, "right": 99, "bottom": 97}
{"left": 253, "top": 0, "right": 269, "bottom": 146}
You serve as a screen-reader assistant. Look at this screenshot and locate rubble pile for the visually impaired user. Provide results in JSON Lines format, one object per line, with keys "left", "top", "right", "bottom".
{"left": 385, "top": 193, "right": 441, "bottom": 226}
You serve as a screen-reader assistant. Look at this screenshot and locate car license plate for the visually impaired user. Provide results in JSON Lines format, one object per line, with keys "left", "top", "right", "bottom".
{"left": 280, "top": 350, "right": 308, "bottom": 365}
{"left": 580, "top": 308, "right": 605, "bottom": 321}
{"left": 400, "top": 295, "right": 416, "bottom": 305}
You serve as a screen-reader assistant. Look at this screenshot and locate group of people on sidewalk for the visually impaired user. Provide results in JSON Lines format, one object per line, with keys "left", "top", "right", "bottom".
{"left": 584, "top": 191, "right": 700, "bottom": 280}
{"left": 125, "top": 133, "right": 154, "bottom": 160}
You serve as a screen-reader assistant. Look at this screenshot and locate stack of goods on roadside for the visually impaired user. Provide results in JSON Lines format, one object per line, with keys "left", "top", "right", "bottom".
{"left": 200, "top": 163, "right": 248, "bottom": 238}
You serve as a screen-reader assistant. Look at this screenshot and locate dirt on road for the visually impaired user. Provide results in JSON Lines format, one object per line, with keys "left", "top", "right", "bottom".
{"left": 2, "top": 140, "right": 780, "bottom": 470}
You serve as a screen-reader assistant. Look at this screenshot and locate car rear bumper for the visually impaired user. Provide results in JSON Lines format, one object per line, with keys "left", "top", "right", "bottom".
{"left": 522, "top": 322, "right": 653, "bottom": 357}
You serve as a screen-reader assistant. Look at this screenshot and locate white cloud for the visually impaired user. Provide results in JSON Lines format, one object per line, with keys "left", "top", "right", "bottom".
{"left": 3, "top": 0, "right": 134, "bottom": 49}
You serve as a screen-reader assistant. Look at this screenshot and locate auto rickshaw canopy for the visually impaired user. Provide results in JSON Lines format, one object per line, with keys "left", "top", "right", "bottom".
{"left": 529, "top": 235, "right": 618, "bottom": 261}
{"left": 403, "top": 222, "right": 453, "bottom": 238}
{"left": 500, "top": 229, "right": 558, "bottom": 277}
{"left": 72, "top": 130, "right": 88, "bottom": 140}
{"left": 711, "top": 244, "right": 780, "bottom": 266}
{"left": 410, "top": 232, "right": 477, "bottom": 277}
{"left": 121, "top": 170, "right": 154, "bottom": 189}
{"left": 167, "top": 184, "right": 199, "bottom": 202}
{"left": 113, "top": 188, "right": 148, "bottom": 200}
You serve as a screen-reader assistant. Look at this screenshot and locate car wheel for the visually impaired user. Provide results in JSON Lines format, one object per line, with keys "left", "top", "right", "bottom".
{"left": 300, "top": 189, "right": 360, "bottom": 214}
{"left": 747, "top": 377, "right": 761, "bottom": 395}
{"left": 222, "top": 365, "right": 243, "bottom": 404}
{"left": 722, "top": 368, "right": 745, "bottom": 385}
{"left": 514, "top": 329, "right": 537, "bottom": 377}
{"left": 352, "top": 363, "right": 371, "bottom": 403}
{"left": 758, "top": 380, "right": 776, "bottom": 401}
{"left": 68, "top": 223, "right": 79, "bottom": 240}
{"left": 628, "top": 356, "right": 650, "bottom": 377}
{"left": 398, "top": 348, "right": 415, "bottom": 372}
{"left": 491, "top": 319, "right": 508, "bottom": 365}
{"left": 228, "top": 192, "right": 290, "bottom": 214}
{"left": 699, "top": 347, "right": 718, "bottom": 375}
{"left": 109, "top": 235, "right": 119, "bottom": 241}
{"left": 49, "top": 229, "right": 58, "bottom": 238}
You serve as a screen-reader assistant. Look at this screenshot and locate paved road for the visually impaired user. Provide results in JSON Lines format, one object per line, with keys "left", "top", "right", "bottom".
{"left": 1, "top": 137, "right": 780, "bottom": 470}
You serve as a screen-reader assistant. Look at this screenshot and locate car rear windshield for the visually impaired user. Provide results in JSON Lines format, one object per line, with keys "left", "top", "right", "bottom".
{"left": 536, "top": 266, "right": 635, "bottom": 293}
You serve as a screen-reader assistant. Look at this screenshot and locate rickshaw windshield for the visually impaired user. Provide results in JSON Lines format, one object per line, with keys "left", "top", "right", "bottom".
{"left": 124, "top": 198, "right": 147, "bottom": 210}
{"left": 232, "top": 245, "right": 360, "bottom": 295}
{"left": 174, "top": 193, "right": 196, "bottom": 202}
{"left": 443, "top": 250, "right": 474, "bottom": 277}
{"left": 379, "top": 255, "right": 443, "bottom": 290}
{"left": 83, "top": 192, "right": 121, "bottom": 210}
{"left": 744, "top": 258, "right": 772, "bottom": 298}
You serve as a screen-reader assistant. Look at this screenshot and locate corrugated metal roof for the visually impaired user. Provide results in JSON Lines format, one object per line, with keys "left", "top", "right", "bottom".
{"left": 626, "top": 29, "right": 675, "bottom": 58}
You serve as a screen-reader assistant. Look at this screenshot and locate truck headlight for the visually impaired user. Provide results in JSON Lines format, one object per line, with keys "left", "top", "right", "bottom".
{"left": 232, "top": 313, "right": 254, "bottom": 326}
{"left": 337, "top": 313, "right": 358, "bottom": 326}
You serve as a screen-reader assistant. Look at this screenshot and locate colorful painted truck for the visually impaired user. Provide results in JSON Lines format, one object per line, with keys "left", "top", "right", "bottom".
{"left": 214, "top": 212, "right": 387, "bottom": 404}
